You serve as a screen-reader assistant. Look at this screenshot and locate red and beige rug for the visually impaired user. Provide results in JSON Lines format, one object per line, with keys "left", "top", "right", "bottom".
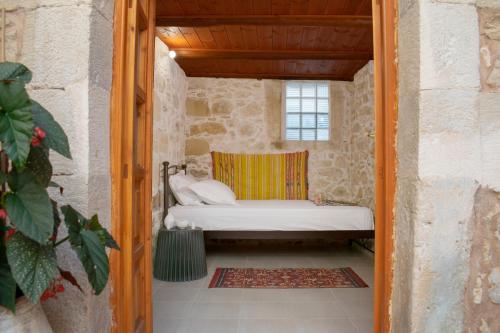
{"left": 209, "top": 267, "right": 368, "bottom": 288}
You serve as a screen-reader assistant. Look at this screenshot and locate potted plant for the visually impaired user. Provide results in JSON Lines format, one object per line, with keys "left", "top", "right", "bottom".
{"left": 0, "top": 62, "right": 119, "bottom": 332}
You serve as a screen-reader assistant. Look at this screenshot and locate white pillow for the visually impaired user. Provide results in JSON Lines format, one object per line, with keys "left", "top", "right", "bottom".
{"left": 188, "top": 180, "right": 237, "bottom": 205}
{"left": 168, "top": 173, "right": 203, "bottom": 205}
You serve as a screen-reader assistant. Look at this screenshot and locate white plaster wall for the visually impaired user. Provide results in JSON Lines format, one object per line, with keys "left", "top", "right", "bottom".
{"left": 3, "top": 1, "right": 114, "bottom": 332}
{"left": 152, "top": 38, "right": 188, "bottom": 238}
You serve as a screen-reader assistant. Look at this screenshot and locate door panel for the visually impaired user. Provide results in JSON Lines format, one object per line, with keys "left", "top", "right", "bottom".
{"left": 110, "top": 0, "right": 155, "bottom": 332}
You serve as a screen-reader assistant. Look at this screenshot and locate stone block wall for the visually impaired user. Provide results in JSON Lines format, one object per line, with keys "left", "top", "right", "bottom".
{"left": 464, "top": 4, "right": 500, "bottom": 332}
{"left": 152, "top": 38, "right": 188, "bottom": 237}
{"left": 394, "top": 1, "right": 500, "bottom": 332}
{"left": 184, "top": 62, "right": 375, "bottom": 207}
{"left": 350, "top": 62, "right": 375, "bottom": 209}
{"left": 3, "top": 1, "right": 114, "bottom": 332}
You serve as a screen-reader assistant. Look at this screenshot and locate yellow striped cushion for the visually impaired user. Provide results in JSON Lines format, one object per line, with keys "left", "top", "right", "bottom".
{"left": 211, "top": 151, "right": 309, "bottom": 200}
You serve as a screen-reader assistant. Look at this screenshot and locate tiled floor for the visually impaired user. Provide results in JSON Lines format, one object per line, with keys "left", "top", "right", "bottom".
{"left": 153, "top": 244, "right": 374, "bottom": 333}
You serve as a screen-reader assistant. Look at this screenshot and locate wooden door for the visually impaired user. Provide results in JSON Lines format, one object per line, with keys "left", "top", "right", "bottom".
{"left": 110, "top": 0, "right": 155, "bottom": 332}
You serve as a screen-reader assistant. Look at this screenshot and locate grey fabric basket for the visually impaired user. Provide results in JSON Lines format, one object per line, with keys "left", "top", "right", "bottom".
{"left": 153, "top": 227, "right": 207, "bottom": 282}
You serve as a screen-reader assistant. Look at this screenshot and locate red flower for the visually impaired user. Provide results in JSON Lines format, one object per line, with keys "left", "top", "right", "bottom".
{"left": 55, "top": 284, "right": 65, "bottom": 293}
{"left": 4, "top": 227, "right": 15, "bottom": 242}
{"left": 31, "top": 136, "right": 41, "bottom": 147}
{"left": 34, "top": 127, "right": 46, "bottom": 139}
{"left": 40, "top": 277, "right": 65, "bottom": 302}
{"left": 40, "top": 289, "right": 56, "bottom": 302}
{"left": 0, "top": 209, "right": 7, "bottom": 220}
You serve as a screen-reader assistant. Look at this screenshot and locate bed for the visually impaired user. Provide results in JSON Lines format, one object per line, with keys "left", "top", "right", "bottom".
{"left": 163, "top": 161, "right": 375, "bottom": 241}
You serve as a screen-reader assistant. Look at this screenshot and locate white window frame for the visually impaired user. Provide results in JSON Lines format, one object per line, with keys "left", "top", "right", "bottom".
{"left": 281, "top": 81, "right": 331, "bottom": 141}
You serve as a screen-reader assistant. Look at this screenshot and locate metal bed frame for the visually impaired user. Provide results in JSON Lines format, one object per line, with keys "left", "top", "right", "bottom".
{"left": 162, "top": 161, "right": 375, "bottom": 242}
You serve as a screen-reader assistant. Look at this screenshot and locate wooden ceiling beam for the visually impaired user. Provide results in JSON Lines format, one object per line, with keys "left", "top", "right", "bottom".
{"left": 156, "top": 15, "right": 372, "bottom": 27}
{"left": 172, "top": 48, "right": 373, "bottom": 60}
{"left": 185, "top": 72, "right": 354, "bottom": 81}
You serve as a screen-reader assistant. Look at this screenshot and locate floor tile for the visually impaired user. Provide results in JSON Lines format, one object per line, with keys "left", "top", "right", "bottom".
{"left": 241, "top": 289, "right": 289, "bottom": 302}
{"left": 337, "top": 298, "right": 374, "bottom": 319}
{"left": 296, "top": 317, "right": 359, "bottom": 333}
{"left": 331, "top": 288, "right": 373, "bottom": 302}
{"left": 195, "top": 288, "right": 242, "bottom": 302}
{"left": 154, "top": 287, "right": 200, "bottom": 302}
{"left": 178, "top": 318, "right": 239, "bottom": 333}
{"left": 153, "top": 318, "right": 184, "bottom": 333}
{"left": 238, "top": 318, "right": 298, "bottom": 333}
{"left": 154, "top": 301, "right": 193, "bottom": 319}
{"left": 153, "top": 246, "right": 374, "bottom": 333}
{"left": 239, "top": 302, "right": 292, "bottom": 318}
{"left": 349, "top": 316, "right": 374, "bottom": 333}
{"left": 191, "top": 302, "right": 241, "bottom": 318}
{"left": 288, "top": 301, "right": 347, "bottom": 318}
{"left": 285, "top": 288, "right": 337, "bottom": 302}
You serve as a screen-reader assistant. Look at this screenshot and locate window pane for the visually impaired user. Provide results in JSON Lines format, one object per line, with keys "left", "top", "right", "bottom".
{"left": 317, "top": 84, "right": 329, "bottom": 98}
{"left": 302, "top": 114, "right": 316, "bottom": 128}
{"left": 286, "top": 129, "right": 300, "bottom": 140}
{"left": 302, "top": 129, "right": 316, "bottom": 141}
{"left": 286, "top": 114, "right": 300, "bottom": 128}
{"left": 317, "top": 129, "right": 329, "bottom": 141}
{"left": 302, "top": 99, "right": 315, "bottom": 113}
{"left": 286, "top": 83, "right": 300, "bottom": 97}
{"left": 317, "top": 99, "right": 329, "bottom": 113}
{"left": 317, "top": 114, "right": 329, "bottom": 129}
{"left": 302, "top": 83, "right": 316, "bottom": 97}
{"left": 286, "top": 99, "right": 300, "bottom": 113}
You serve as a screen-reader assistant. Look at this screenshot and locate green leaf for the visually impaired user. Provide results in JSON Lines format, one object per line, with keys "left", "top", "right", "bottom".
{"left": 88, "top": 215, "right": 120, "bottom": 250}
{"left": 0, "top": 170, "right": 6, "bottom": 185}
{"left": 0, "top": 62, "right": 32, "bottom": 83}
{"left": 61, "top": 206, "right": 109, "bottom": 294}
{"left": 80, "top": 230, "right": 109, "bottom": 294}
{"left": 5, "top": 171, "right": 54, "bottom": 244}
{"left": 6, "top": 233, "right": 58, "bottom": 303}
{"left": 0, "top": 241, "right": 17, "bottom": 312}
{"left": 26, "top": 146, "right": 52, "bottom": 187}
{"left": 0, "top": 81, "right": 34, "bottom": 168}
{"left": 51, "top": 200, "right": 61, "bottom": 240}
{"left": 0, "top": 261, "right": 16, "bottom": 312}
{"left": 31, "top": 102, "right": 71, "bottom": 159}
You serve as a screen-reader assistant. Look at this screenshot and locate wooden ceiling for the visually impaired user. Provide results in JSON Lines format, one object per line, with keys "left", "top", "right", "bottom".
{"left": 156, "top": 1, "right": 373, "bottom": 81}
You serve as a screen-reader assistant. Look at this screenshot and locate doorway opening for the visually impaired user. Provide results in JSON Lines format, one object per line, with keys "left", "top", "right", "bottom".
{"left": 110, "top": 1, "right": 397, "bottom": 332}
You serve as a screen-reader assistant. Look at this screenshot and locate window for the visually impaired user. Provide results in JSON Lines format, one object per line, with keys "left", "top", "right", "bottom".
{"left": 284, "top": 81, "right": 330, "bottom": 141}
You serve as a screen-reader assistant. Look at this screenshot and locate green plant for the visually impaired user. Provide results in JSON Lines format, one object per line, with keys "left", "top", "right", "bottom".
{"left": 0, "top": 62, "right": 119, "bottom": 312}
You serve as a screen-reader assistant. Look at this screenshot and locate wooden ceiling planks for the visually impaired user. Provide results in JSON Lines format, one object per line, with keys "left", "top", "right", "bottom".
{"left": 156, "top": 0, "right": 373, "bottom": 81}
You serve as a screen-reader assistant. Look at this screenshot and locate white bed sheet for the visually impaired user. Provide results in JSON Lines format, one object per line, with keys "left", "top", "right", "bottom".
{"left": 168, "top": 200, "right": 374, "bottom": 231}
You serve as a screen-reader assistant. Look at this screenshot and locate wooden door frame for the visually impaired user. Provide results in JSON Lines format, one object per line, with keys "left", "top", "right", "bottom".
{"left": 108, "top": 0, "right": 398, "bottom": 332}
{"left": 109, "top": 0, "right": 156, "bottom": 332}
{"left": 372, "top": 0, "right": 398, "bottom": 332}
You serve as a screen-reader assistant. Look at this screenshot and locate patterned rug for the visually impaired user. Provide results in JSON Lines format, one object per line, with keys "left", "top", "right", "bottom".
{"left": 208, "top": 267, "right": 368, "bottom": 288}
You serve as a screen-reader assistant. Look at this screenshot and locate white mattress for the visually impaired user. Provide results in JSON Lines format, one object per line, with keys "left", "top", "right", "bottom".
{"left": 168, "top": 200, "right": 374, "bottom": 231}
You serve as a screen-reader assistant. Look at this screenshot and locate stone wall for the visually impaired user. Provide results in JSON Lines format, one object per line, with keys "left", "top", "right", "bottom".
{"left": 350, "top": 62, "right": 375, "bottom": 209}
{"left": 184, "top": 62, "right": 374, "bottom": 207}
{"left": 152, "top": 38, "right": 188, "bottom": 236}
{"left": 4, "top": 1, "right": 114, "bottom": 332}
{"left": 464, "top": 4, "right": 500, "bottom": 332}
{"left": 394, "top": 1, "right": 500, "bottom": 332}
